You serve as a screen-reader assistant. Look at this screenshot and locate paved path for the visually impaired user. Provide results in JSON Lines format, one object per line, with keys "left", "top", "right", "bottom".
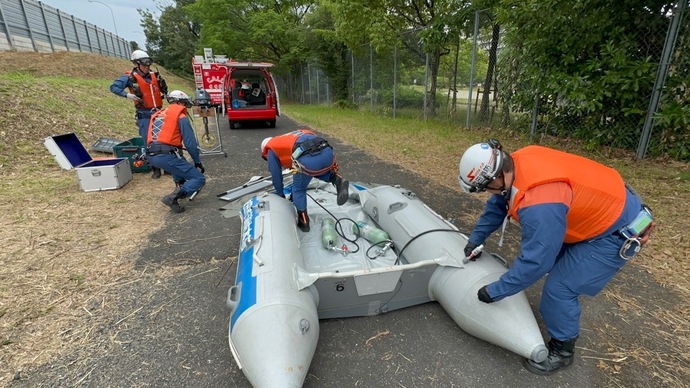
{"left": 13, "top": 114, "right": 627, "bottom": 387}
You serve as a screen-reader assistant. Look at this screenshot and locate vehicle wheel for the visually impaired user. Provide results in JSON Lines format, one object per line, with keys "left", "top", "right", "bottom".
{"left": 268, "top": 120, "right": 276, "bottom": 128}
{"left": 229, "top": 120, "right": 237, "bottom": 130}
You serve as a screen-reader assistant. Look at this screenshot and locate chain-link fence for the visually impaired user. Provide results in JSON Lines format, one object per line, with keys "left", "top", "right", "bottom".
{"left": 278, "top": 2, "right": 689, "bottom": 160}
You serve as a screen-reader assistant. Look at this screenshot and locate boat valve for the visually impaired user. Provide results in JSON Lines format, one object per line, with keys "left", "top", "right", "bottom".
{"left": 373, "top": 241, "right": 393, "bottom": 258}
{"left": 462, "top": 244, "right": 484, "bottom": 264}
{"left": 327, "top": 244, "right": 349, "bottom": 256}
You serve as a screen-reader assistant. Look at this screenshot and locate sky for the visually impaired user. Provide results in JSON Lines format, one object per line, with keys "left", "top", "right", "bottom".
{"left": 43, "top": 0, "right": 166, "bottom": 49}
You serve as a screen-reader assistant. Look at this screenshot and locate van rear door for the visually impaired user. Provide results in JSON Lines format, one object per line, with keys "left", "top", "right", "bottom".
{"left": 268, "top": 73, "right": 280, "bottom": 117}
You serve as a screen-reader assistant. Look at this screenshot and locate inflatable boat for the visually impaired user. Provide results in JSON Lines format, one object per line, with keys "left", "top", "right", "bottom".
{"left": 222, "top": 179, "right": 547, "bottom": 387}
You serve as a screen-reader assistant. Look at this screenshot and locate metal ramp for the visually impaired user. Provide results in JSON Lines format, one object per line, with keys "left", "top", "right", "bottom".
{"left": 217, "top": 170, "right": 293, "bottom": 202}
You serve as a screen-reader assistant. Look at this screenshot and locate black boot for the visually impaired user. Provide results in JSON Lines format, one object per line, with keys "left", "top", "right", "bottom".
{"left": 524, "top": 338, "right": 576, "bottom": 375}
{"left": 297, "top": 209, "right": 310, "bottom": 232}
{"left": 171, "top": 181, "right": 182, "bottom": 196}
{"left": 152, "top": 167, "right": 162, "bottom": 179}
{"left": 161, "top": 188, "right": 188, "bottom": 213}
{"left": 330, "top": 174, "right": 349, "bottom": 206}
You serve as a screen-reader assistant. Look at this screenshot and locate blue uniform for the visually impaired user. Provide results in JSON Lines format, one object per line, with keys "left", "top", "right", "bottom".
{"left": 110, "top": 72, "right": 160, "bottom": 140}
{"left": 147, "top": 116, "right": 205, "bottom": 195}
{"left": 469, "top": 184, "right": 643, "bottom": 341}
{"left": 266, "top": 133, "right": 336, "bottom": 211}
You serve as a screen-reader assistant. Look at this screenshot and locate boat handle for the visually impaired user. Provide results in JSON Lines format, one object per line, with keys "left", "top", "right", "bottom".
{"left": 226, "top": 285, "right": 239, "bottom": 311}
{"left": 491, "top": 253, "right": 509, "bottom": 268}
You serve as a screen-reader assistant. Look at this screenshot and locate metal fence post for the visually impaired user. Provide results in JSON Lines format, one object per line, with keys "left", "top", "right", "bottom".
{"left": 530, "top": 96, "right": 539, "bottom": 138}
{"left": 0, "top": 0, "right": 14, "bottom": 50}
{"left": 351, "top": 51, "right": 355, "bottom": 104}
{"left": 307, "top": 62, "right": 312, "bottom": 104}
{"left": 370, "top": 44, "right": 374, "bottom": 112}
{"left": 637, "top": 0, "right": 687, "bottom": 160}
{"left": 300, "top": 63, "right": 305, "bottom": 104}
{"left": 424, "top": 52, "right": 429, "bottom": 121}
{"left": 466, "top": 10, "right": 480, "bottom": 128}
{"left": 393, "top": 43, "right": 397, "bottom": 118}
{"left": 38, "top": 2, "right": 55, "bottom": 52}
{"left": 18, "top": 0, "right": 37, "bottom": 51}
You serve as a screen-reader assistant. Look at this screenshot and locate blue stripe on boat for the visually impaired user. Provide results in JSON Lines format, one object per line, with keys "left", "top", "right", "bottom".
{"left": 230, "top": 196, "right": 259, "bottom": 330}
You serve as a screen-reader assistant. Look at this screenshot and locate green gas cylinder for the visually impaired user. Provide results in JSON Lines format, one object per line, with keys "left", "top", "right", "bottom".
{"left": 352, "top": 221, "right": 390, "bottom": 245}
{"left": 321, "top": 218, "right": 338, "bottom": 249}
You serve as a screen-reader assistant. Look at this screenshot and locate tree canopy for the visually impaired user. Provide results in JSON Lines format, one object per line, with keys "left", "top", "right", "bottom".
{"left": 137, "top": 0, "right": 689, "bottom": 160}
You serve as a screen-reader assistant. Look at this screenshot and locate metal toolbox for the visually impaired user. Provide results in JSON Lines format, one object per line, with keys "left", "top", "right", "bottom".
{"left": 44, "top": 133, "right": 132, "bottom": 192}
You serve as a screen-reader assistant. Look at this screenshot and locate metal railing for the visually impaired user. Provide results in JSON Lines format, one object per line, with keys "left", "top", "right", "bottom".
{"left": 0, "top": 0, "right": 129, "bottom": 59}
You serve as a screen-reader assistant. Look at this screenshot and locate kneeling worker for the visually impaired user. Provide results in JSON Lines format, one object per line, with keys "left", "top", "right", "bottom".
{"left": 146, "top": 90, "right": 206, "bottom": 213}
{"left": 261, "top": 130, "right": 349, "bottom": 232}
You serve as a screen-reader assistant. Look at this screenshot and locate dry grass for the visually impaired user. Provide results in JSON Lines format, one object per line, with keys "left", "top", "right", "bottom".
{"left": 0, "top": 51, "right": 193, "bottom": 385}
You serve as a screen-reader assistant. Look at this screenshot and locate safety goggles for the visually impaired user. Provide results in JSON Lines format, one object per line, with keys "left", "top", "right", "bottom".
{"left": 138, "top": 58, "right": 153, "bottom": 66}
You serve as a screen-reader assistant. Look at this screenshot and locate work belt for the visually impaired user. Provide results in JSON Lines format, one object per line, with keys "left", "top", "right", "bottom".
{"left": 135, "top": 107, "right": 162, "bottom": 119}
{"left": 147, "top": 143, "right": 180, "bottom": 156}
{"left": 291, "top": 138, "right": 337, "bottom": 177}
{"left": 615, "top": 205, "right": 655, "bottom": 260}
{"left": 292, "top": 138, "right": 332, "bottom": 159}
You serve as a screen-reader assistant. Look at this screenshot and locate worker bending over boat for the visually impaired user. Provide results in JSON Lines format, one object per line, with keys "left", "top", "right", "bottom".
{"left": 457, "top": 139, "right": 654, "bottom": 375}
{"left": 261, "top": 130, "right": 349, "bottom": 232}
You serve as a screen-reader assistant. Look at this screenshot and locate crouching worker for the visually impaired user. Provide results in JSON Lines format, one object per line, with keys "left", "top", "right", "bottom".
{"left": 147, "top": 90, "right": 206, "bottom": 213}
{"left": 457, "top": 139, "right": 654, "bottom": 375}
{"left": 261, "top": 130, "right": 349, "bottom": 232}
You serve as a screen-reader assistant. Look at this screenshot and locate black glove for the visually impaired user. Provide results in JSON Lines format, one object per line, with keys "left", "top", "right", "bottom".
{"left": 195, "top": 162, "right": 205, "bottom": 174}
{"left": 477, "top": 285, "right": 494, "bottom": 304}
{"left": 156, "top": 71, "right": 169, "bottom": 95}
{"left": 464, "top": 242, "right": 483, "bottom": 261}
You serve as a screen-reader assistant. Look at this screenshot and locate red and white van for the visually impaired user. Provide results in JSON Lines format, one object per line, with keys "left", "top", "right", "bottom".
{"left": 192, "top": 53, "right": 280, "bottom": 129}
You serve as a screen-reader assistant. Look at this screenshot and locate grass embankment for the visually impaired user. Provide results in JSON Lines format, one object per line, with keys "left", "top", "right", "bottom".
{"left": 0, "top": 51, "right": 195, "bottom": 385}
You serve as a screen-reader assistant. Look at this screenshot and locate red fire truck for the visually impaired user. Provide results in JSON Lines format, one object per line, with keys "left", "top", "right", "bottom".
{"left": 192, "top": 50, "right": 280, "bottom": 129}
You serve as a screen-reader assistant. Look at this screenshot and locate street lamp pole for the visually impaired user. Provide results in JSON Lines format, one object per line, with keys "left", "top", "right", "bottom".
{"left": 88, "top": 0, "right": 119, "bottom": 37}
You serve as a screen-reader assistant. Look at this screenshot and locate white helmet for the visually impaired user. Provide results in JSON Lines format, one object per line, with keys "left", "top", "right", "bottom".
{"left": 458, "top": 139, "right": 505, "bottom": 193}
{"left": 167, "top": 90, "right": 192, "bottom": 107}
{"left": 261, "top": 137, "right": 272, "bottom": 154}
{"left": 131, "top": 50, "right": 152, "bottom": 65}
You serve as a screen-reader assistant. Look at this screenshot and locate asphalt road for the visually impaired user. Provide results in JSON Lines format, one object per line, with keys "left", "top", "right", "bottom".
{"left": 13, "top": 113, "right": 639, "bottom": 387}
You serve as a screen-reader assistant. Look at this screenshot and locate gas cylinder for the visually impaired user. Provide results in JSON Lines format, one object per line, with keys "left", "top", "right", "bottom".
{"left": 321, "top": 218, "right": 338, "bottom": 249}
{"left": 352, "top": 221, "right": 390, "bottom": 245}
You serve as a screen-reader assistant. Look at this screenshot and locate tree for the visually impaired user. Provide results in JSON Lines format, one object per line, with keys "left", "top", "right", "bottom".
{"left": 139, "top": 0, "right": 200, "bottom": 75}
{"left": 129, "top": 41, "right": 141, "bottom": 52}
{"left": 303, "top": 3, "right": 351, "bottom": 103}
{"left": 185, "top": 0, "right": 314, "bottom": 72}
{"left": 495, "top": 0, "right": 676, "bottom": 148}
{"left": 332, "top": 0, "right": 474, "bottom": 117}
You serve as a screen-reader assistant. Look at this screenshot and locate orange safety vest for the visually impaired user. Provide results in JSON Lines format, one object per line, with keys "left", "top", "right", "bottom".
{"left": 127, "top": 70, "right": 163, "bottom": 110}
{"left": 263, "top": 130, "right": 316, "bottom": 167}
{"left": 147, "top": 104, "right": 187, "bottom": 147}
{"left": 508, "top": 146, "right": 626, "bottom": 243}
